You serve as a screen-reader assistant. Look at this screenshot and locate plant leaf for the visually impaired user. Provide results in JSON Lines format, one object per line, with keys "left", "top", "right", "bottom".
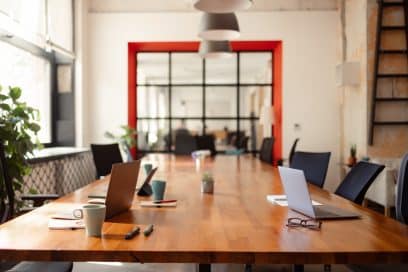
{"left": 9, "top": 87, "right": 22, "bottom": 100}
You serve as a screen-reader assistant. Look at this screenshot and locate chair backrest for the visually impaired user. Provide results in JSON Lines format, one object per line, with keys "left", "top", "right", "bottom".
{"left": 236, "top": 136, "right": 249, "bottom": 151}
{"left": 288, "top": 138, "right": 300, "bottom": 165}
{"left": 335, "top": 161, "right": 385, "bottom": 205}
{"left": 196, "top": 134, "right": 217, "bottom": 156}
{"left": 396, "top": 153, "right": 408, "bottom": 224}
{"left": 0, "top": 141, "right": 14, "bottom": 223}
{"left": 90, "top": 143, "right": 123, "bottom": 178}
{"left": 290, "top": 151, "right": 331, "bottom": 188}
{"left": 259, "top": 137, "right": 274, "bottom": 164}
{"left": 174, "top": 134, "right": 197, "bottom": 155}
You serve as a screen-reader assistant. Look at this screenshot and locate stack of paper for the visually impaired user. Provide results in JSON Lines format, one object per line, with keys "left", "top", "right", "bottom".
{"left": 48, "top": 218, "right": 84, "bottom": 230}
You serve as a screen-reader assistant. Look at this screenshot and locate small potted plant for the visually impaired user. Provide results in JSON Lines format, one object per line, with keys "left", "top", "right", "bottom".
{"left": 201, "top": 172, "right": 214, "bottom": 194}
{"left": 348, "top": 144, "right": 357, "bottom": 167}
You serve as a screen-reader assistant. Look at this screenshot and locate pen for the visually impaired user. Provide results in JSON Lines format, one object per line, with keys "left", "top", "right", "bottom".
{"left": 125, "top": 227, "right": 140, "bottom": 240}
{"left": 143, "top": 224, "right": 154, "bottom": 236}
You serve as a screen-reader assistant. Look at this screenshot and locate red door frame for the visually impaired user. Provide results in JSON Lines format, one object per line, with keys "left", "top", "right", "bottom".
{"left": 128, "top": 41, "right": 282, "bottom": 162}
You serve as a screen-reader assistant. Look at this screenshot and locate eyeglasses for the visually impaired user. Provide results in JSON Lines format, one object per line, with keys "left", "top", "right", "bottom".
{"left": 286, "top": 217, "right": 322, "bottom": 230}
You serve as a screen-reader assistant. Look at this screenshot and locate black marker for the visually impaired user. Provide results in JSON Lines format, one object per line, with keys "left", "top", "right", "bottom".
{"left": 143, "top": 224, "right": 154, "bottom": 236}
{"left": 125, "top": 227, "right": 140, "bottom": 240}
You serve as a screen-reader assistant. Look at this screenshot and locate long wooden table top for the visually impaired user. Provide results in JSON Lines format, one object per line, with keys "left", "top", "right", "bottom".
{"left": 0, "top": 154, "right": 408, "bottom": 264}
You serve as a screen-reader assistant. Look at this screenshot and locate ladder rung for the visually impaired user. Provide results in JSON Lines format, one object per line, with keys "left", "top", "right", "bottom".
{"left": 377, "top": 73, "right": 408, "bottom": 78}
{"left": 379, "top": 49, "right": 408, "bottom": 54}
{"left": 376, "top": 97, "right": 408, "bottom": 101}
{"left": 374, "top": 121, "right": 408, "bottom": 125}
{"left": 381, "top": 26, "right": 405, "bottom": 30}
{"left": 383, "top": 2, "right": 405, "bottom": 7}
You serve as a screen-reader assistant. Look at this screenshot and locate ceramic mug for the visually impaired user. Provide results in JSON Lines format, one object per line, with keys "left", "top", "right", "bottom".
{"left": 151, "top": 180, "right": 166, "bottom": 201}
{"left": 73, "top": 204, "right": 106, "bottom": 237}
{"left": 144, "top": 163, "right": 153, "bottom": 175}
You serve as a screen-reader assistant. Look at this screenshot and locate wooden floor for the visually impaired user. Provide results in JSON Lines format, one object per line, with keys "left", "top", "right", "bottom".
{"left": 72, "top": 263, "right": 351, "bottom": 272}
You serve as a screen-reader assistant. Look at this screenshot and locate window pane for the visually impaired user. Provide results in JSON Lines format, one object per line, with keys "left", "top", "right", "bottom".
{"left": 171, "top": 53, "right": 202, "bottom": 84}
{"left": 137, "top": 120, "right": 169, "bottom": 151}
{"left": 137, "top": 86, "right": 169, "bottom": 118}
{"left": 205, "top": 87, "right": 236, "bottom": 117}
{"left": 171, "top": 119, "right": 202, "bottom": 136}
{"left": 239, "top": 120, "right": 261, "bottom": 152}
{"left": 205, "top": 54, "right": 237, "bottom": 84}
{"left": 48, "top": 0, "right": 73, "bottom": 51}
{"left": 240, "top": 52, "right": 272, "bottom": 84}
{"left": 137, "top": 53, "right": 168, "bottom": 85}
{"left": 205, "top": 120, "right": 236, "bottom": 151}
{"left": 239, "top": 86, "right": 272, "bottom": 117}
{"left": 171, "top": 87, "right": 202, "bottom": 117}
{"left": 4, "top": 0, "right": 46, "bottom": 36}
{"left": 0, "top": 41, "right": 51, "bottom": 143}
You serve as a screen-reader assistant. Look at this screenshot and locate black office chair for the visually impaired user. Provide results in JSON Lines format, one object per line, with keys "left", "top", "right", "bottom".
{"left": 0, "top": 142, "right": 73, "bottom": 272}
{"left": 335, "top": 161, "right": 385, "bottom": 205}
{"left": 259, "top": 137, "right": 274, "bottom": 164}
{"left": 196, "top": 134, "right": 217, "bottom": 156}
{"left": 347, "top": 155, "right": 408, "bottom": 272}
{"left": 174, "top": 134, "right": 197, "bottom": 155}
{"left": 90, "top": 143, "right": 123, "bottom": 178}
{"left": 236, "top": 136, "right": 249, "bottom": 152}
{"left": 288, "top": 138, "right": 300, "bottom": 165}
{"left": 396, "top": 153, "right": 408, "bottom": 224}
{"left": 290, "top": 151, "right": 331, "bottom": 188}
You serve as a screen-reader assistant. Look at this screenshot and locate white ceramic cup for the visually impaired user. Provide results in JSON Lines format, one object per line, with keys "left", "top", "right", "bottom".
{"left": 74, "top": 204, "right": 106, "bottom": 237}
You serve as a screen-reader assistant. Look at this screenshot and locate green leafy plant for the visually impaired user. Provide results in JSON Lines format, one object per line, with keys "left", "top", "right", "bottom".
{"left": 0, "top": 85, "right": 41, "bottom": 213}
{"left": 104, "top": 125, "right": 137, "bottom": 161}
{"left": 202, "top": 172, "right": 213, "bottom": 182}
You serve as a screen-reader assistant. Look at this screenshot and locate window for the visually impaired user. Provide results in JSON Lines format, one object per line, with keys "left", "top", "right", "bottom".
{"left": 0, "top": 41, "right": 51, "bottom": 143}
{"left": 135, "top": 51, "right": 273, "bottom": 153}
{"left": 0, "top": 0, "right": 75, "bottom": 145}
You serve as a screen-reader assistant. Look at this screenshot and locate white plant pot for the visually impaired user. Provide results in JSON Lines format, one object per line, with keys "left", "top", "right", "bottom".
{"left": 201, "top": 180, "right": 214, "bottom": 194}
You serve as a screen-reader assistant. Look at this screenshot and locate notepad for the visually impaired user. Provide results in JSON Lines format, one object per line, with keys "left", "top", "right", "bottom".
{"left": 48, "top": 218, "right": 84, "bottom": 230}
{"left": 266, "top": 195, "right": 322, "bottom": 207}
{"left": 140, "top": 201, "right": 177, "bottom": 207}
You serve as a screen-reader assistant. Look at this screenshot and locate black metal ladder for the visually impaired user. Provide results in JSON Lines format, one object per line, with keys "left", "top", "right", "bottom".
{"left": 369, "top": 0, "right": 408, "bottom": 145}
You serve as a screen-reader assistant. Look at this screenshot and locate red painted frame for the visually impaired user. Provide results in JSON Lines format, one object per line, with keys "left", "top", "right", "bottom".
{"left": 128, "top": 41, "right": 282, "bottom": 162}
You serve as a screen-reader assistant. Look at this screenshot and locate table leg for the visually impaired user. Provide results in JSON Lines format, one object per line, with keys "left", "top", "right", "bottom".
{"left": 293, "top": 264, "right": 304, "bottom": 272}
{"left": 196, "top": 263, "right": 211, "bottom": 272}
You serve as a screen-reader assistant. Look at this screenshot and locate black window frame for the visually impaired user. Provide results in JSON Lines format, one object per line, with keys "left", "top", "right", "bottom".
{"left": 136, "top": 51, "right": 273, "bottom": 154}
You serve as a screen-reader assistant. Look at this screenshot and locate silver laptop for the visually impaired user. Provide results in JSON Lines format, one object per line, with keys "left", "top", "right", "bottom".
{"left": 278, "top": 166, "right": 359, "bottom": 220}
{"left": 88, "top": 160, "right": 141, "bottom": 219}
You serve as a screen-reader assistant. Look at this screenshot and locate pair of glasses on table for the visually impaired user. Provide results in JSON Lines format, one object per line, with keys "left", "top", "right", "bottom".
{"left": 286, "top": 217, "right": 322, "bottom": 230}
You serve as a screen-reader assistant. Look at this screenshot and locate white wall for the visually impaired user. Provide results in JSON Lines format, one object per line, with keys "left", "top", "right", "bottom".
{"left": 86, "top": 11, "right": 341, "bottom": 190}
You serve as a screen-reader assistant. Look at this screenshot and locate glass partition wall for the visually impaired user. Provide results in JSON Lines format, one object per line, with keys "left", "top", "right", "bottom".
{"left": 136, "top": 52, "right": 273, "bottom": 154}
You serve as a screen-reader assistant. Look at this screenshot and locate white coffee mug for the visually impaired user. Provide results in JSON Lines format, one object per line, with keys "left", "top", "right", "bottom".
{"left": 73, "top": 204, "right": 106, "bottom": 237}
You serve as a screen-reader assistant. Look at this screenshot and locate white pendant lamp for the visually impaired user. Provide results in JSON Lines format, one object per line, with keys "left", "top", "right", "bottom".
{"left": 199, "top": 40, "right": 233, "bottom": 59}
{"left": 194, "top": 0, "right": 253, "bottom": 13}
{"left": 199, "top": 13, "right": 240, "bottom": 40}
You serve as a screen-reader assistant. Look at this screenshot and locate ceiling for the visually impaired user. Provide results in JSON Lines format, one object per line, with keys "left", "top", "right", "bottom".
{"left": 89, "top": 0, "right": 338, "bottom": 13}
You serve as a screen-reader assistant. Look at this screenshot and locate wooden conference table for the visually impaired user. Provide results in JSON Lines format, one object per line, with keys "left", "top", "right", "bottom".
{"left": 0, "top": 154, "right": 408, "bottom": 271}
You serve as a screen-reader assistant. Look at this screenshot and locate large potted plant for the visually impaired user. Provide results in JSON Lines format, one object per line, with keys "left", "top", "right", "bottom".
{"left": 0, "top": 85, "right": 41, "bottom": 218}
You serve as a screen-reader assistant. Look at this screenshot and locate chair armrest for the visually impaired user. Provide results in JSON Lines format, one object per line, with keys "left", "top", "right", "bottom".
{"left": 21, "top": 194, "right": 60, "bottom": 207}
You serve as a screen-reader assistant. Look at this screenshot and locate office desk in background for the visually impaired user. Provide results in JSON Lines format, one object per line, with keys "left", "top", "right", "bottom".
{"left": 0, "top": 154, "right": 408, "bottom": 272}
